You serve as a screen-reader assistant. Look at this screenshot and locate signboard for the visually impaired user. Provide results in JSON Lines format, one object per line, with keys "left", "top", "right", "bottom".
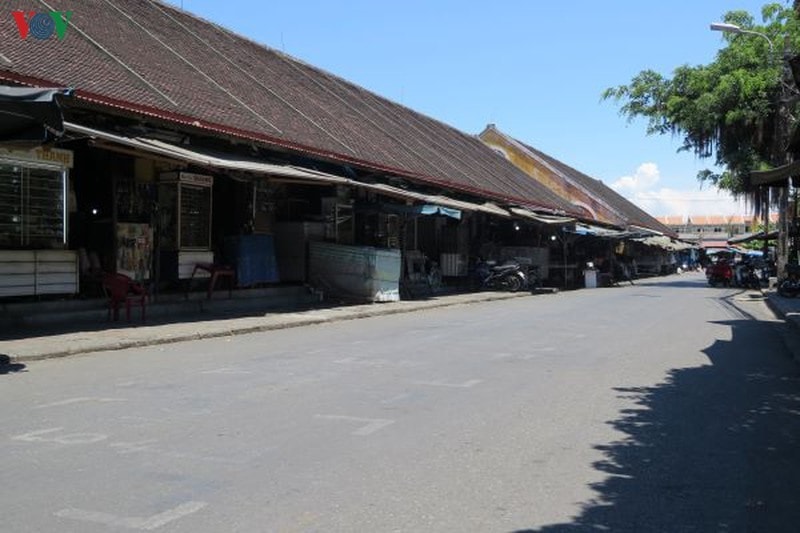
{"left": 0, "top": 146, "right": 73, "bottom": 168}
{"left": 160, "top": 171, "right": 213, "bottom": 187}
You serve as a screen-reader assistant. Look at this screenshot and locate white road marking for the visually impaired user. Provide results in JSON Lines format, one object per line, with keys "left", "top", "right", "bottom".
{"left": 52, "top": 433, "right": 109, "bottom": 445}
{"left": 492, "top": 351, "right": 549, "bottom": 361}
{"left": 55, "top": 501, "right": 207, "bottom": 530}
{"left": 11, "top": 427, "right": 108, "bottom": 445}
{"left": 11, "top": 427, "right": 63, "bottom": 442}
{"left": 137, "top": 501, "right": 208, "bottom": 530}
{"left": 314, "top": 415, "right": 395, "bottom": 436}
{"left": 199, "top": 367, "right": 253, "bottom": 375}
{"left": 33, "top": 397, "right": 127, "bottom": 409}
{"left": 334, "top": 357, "right": 419, "bottom": 368}
{"left": 414, "top": 379, "right": 483, "bottom": 388}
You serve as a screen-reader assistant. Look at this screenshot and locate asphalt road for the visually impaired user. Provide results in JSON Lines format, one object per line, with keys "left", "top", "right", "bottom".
{"left": 2, "top": 273, "right": 800, "bottom": 532}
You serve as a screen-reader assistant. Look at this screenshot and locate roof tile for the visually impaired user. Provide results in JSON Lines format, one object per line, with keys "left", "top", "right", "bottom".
{"left": 1, "top": 0, "right": 577, "bottom": 213}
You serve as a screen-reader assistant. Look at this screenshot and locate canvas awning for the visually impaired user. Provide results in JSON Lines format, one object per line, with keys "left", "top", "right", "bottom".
{"left": 65, "top": 121, "right": 351, "bottom": 184}
{"left": 633, "top": 235, "right": 694, "bottom": 251}
{"left": 569, "top": 223, "right": 630, "bottom": 238}
{"left": 727, "top": 230, "right": 778, "bottom": 244}
{"left": 509, "top": 207, "right": 574, "bottom": 225}
{"left": 64, "top": 122, "right": 514, "bottom": 217}
{"left": 380, "top": 202, "right": 461, "bottom": 220}
{"left": 0, "top": 87, "right": 71, "bottom": 145}
{"left": 749, "top": 161, "right": 800, "bottom": 186}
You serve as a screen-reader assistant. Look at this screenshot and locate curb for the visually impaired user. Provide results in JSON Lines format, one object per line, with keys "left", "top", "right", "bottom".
{"left": 3, "top": 290, "right": 537, "bottom": 363}
{"left": 763, "top": 291, "right": 800, "bottom": 365}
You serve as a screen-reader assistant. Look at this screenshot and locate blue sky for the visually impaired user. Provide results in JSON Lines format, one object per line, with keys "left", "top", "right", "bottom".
{"left": 166, "top": 0, "right": 777, "bottom": 217}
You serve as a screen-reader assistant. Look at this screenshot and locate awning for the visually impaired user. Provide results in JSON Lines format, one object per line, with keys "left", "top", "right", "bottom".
{"left": 633, "top": 235, "right": 695, "bottom": 251}
{"left": 569, "top": 223, "right": 630, "bottom": 238}
{"left": 0, "top": 87, "right": 71, "bottom": 145}
{"left": 509, "top": 207, "right": 574, "bottom": 225}
{"left": 65, "top": 121, "right": 350, "bottom": 184}
{"left": 699, "top": 240, "right": 731, "bottom": 249}
{"left": 627, "top": 224, "right": 664, "bottom": 237}
{"left": 380, "top": 203, "right": 461, "bottom": 220}
{"left": 64, "top": 122, "right": 514, "bottom": 217}
{"left": 337, "top": 182, "right": 509, "bottom": 216}
{"left": 749, "top": 162, "right": 800, "bottom": 186}
{"left": 727, "top": 230, "right": 778, "bottom": 244}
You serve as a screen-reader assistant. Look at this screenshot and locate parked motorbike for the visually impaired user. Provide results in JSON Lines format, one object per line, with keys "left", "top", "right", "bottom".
{"left": 778, "top": 263, "right": 800, "bottom": 298}
{"left": 475, "top": 260, "right": 528, "bottom": 292}
{"left": 740, "top": 262, "right": 762, "bottom": 290}
{"left": 706, "top": 260, "right": 733, "bottom": 287}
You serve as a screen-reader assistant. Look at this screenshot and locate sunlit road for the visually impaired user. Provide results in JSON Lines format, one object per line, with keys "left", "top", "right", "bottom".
{"left": 3, "top": 273, "right": 800, "bottom": 532}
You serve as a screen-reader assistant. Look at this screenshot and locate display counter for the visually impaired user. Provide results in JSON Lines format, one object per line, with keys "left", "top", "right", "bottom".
{"left": 0, "top": 250, "right": 78, "bottom": 297}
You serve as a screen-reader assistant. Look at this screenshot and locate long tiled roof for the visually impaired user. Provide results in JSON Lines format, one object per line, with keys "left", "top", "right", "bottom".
{"left": 517, "top": 142, "right": 675, "bottom": 235}
{"left": 0, "top": 0, "right": 578, "bottom": 215}
{"left": 481, "top": 126, "right": 675, "bottom": 236}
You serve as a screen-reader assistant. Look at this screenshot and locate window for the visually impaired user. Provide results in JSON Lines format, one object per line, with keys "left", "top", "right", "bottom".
{"left": 179, "top": 184, "right": 211, "bottom": 249}
{"left": 0, "top": 160, "right": 66, "bottom": 249}
{"left": 158, "top": 173, "right": 213, "bottom": 251}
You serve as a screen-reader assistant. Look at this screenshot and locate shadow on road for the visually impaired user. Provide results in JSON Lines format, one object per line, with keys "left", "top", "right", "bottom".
{"left": 512, "top": 309, "right": 800, "bottom": 532}
{"left": 0, "top": 354, "right": 26, "bottom": 375}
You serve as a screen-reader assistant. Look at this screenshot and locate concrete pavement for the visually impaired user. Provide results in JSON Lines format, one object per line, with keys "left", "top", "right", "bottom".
{"left": 764, "top": 286, "right": 800, "bottom": 363}
{"left": 0, "top": 290, "right": 544, "bottom": 363}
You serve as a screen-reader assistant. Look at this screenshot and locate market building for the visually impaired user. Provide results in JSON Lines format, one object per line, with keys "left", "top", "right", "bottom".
{"left": 479, "top": 125, "right": 682, "bottom": 281}
{"left": 0, "top": 1, "right": 682, "bottom": 326}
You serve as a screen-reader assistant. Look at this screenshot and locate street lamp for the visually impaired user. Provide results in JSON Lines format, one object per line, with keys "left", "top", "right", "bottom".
{"left": 710, "top": 22, "right": 775, "bottom": 55}
{"left": 710, "top": 21, "right": 786, "bottom": 273}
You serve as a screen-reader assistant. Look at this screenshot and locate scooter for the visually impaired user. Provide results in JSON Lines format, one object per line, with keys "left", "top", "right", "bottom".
{"left": 707, "top": 260, "right": 733, "bottom": 287}
{"left": 740, "top": 262, "right": 762, "bottom": 290}
{"left": 475, "top": 260, "right": 528, "bottom": 292}
{"left": 778, "top": 263, "right": 800, "bottom": 298}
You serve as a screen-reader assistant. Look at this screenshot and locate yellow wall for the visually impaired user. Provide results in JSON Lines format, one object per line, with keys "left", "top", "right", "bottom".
{"left": 480, "top": 129, "right": 619, "bottom": 224}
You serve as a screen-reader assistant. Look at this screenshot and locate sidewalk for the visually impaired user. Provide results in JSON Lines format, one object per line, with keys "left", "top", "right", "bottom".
{"left": 764, "top": 287, "right": 800, "bottom": 363}
{"left": 0, "top": 290, "right": 542, "bottom": 363}
{"left": 764, "top": 287, "right": 800, "bottom": 328}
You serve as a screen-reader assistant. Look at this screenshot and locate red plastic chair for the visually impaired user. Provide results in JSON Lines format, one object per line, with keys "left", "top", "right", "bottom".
{"left": 102, "top": 273, "right": 147, "bottom": 322}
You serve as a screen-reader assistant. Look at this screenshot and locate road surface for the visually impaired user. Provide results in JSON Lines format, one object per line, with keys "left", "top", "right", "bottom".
{"left": 2, "top": 273, "right": 799, "bottom": 532}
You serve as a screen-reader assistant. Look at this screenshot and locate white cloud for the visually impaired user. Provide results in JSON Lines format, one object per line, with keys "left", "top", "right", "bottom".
{"left": 612, "top": 162, "right": 660, "bottom": 193}
{"left": 610, "top": 162, "right": 751, "bottom": 217}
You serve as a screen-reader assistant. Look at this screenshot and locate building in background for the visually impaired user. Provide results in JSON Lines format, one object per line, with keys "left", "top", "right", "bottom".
{"left": 656, "top": 214, "right": 778, "bottom": 248}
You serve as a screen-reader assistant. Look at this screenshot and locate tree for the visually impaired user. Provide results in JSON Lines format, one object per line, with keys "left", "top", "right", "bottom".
{"left": 602, "top": 3, "right": 800, "bottom": 198}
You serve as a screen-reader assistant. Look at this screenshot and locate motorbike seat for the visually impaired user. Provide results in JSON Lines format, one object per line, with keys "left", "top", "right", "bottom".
{"left": 491, "top": 264, "right": 519, "bottom": 273}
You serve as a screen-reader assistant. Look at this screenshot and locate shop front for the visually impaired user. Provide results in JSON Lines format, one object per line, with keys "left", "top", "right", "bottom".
{"left": 0, "top": 146, "right": 77, "bottom": 298}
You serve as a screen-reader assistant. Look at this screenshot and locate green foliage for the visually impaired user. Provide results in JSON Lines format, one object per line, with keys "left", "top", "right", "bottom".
{"left": 740, "top": 220, "right": 776, "bottom": 249}
{"left": 602, "top": 3, "right": 800, "bottom": 195}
